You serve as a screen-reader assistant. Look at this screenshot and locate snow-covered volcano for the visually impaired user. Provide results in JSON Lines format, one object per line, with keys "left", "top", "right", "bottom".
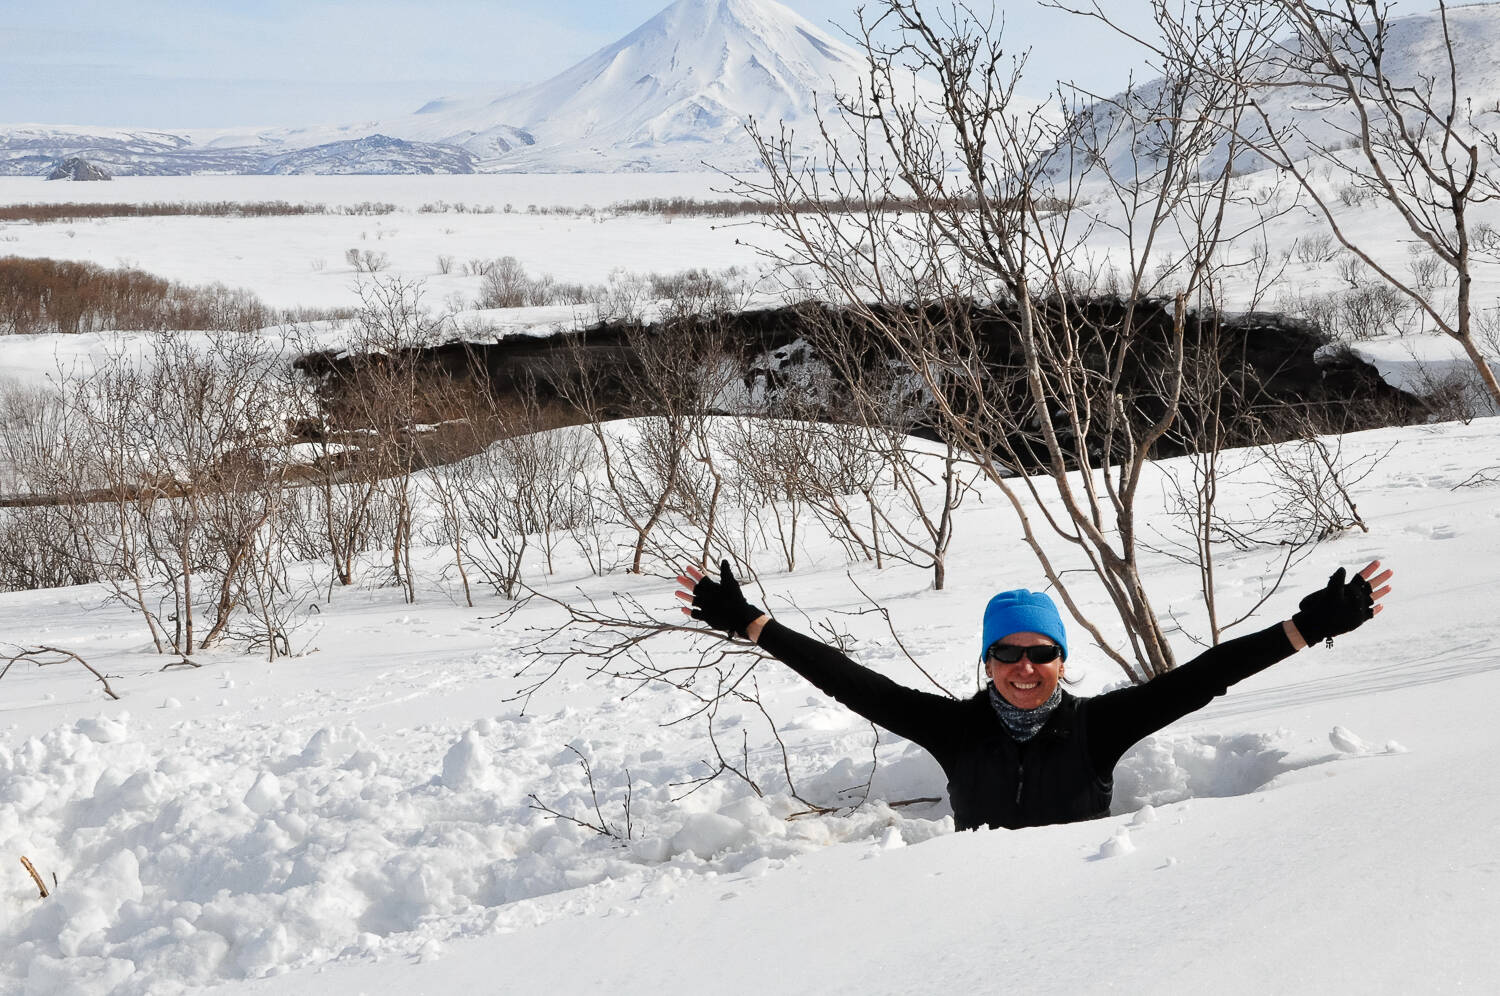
{"left": 0, "top": 0, "right": 884, "bottom": 174}
{"left": 396, "top": 0, "right": 877, "bottom": 169}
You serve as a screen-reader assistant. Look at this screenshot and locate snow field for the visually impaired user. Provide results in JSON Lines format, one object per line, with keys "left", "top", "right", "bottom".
{"left": 7, "top": 156, "right": 1500, "bottom": 325}
{"left": 0, "top": 204, "right": 770, "bottom": 311}
{"left": 3, "top": 413, "right": 1500, "bottom": 992}
{"left": 0, "top": 173, "right": 740, "bottom": 211}
{"left": 4, "top": 155, "right": 1500, "bottom": 991}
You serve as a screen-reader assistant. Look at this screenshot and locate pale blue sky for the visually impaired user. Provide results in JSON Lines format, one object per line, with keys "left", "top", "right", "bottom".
{"left": 1, "top": 0, "right": 1164, "bottom": 128}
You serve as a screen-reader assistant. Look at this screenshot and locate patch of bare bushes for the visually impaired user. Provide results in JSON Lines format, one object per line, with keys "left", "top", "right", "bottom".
{"left": 0, "top": 257, "right": 348, "bottom": 335}
{"left": 0, "top": 201, "right": 396, "bottom": 224}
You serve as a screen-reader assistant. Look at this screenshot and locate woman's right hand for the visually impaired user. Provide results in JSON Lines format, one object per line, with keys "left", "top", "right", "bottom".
{"left": 674, "top": 560, "right": 764, "bottom": 639}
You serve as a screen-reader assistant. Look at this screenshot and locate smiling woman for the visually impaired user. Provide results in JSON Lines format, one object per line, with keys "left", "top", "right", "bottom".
{"left": 674, "top": 558, "right": 1393, "bottom": 831}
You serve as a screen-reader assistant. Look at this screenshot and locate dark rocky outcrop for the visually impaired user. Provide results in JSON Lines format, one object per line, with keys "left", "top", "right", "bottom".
{"left": 45, "top": 156, "right": 112, "bottom": 181}
{"left": 296, "top": 299, "right": 1426, "bottom": 472}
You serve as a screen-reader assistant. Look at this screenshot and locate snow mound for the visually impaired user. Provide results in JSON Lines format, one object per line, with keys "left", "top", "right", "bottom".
{"left": 1113, "top": 730, "right": 1297, "bottom": 809}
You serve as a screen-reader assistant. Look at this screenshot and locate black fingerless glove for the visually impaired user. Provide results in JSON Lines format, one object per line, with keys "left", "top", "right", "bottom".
{"left": 1292, "top": 566, "right": 1375, "bottom": 646}
{"left": 690, "top": 560, "right": 764, "bottom": 639}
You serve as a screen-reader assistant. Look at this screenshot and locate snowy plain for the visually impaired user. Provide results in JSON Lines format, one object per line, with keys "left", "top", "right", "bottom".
{"left": 2, "top": 165, "right": 1500, "bottom": 995}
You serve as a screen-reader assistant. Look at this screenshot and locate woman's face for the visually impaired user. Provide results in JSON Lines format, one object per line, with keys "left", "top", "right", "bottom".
{"left": 985, "top": 630, "right": 1065, "bottom": 710}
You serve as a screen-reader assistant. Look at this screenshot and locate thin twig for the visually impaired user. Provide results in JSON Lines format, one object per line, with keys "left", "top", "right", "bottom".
{"left": 526, "top": 745, "right": 629, "bottom": 840}
{"left": 844, "top": 573, "right": 959, "bottom": 698}
{"left": 4, "top": 645, "right": 120, "bottom": 700}
{"left": 20, "top": 856, "right": 49, "bottom": 899}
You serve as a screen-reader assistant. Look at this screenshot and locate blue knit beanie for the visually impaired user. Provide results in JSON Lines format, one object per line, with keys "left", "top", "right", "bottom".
{"left": 980, "top": 589, "right": 1068, "bottom": 661}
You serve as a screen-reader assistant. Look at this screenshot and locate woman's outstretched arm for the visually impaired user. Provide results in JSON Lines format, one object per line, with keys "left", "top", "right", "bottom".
{"left": 1085, "top": 560, "right": 1393, "bottom": 775}
{"left": 675, "top": 562, "right": 965, "bottom": 751}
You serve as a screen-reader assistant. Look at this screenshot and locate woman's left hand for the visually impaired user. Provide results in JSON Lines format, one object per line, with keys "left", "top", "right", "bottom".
{"left": 1292, "top": 560, "right": 1393, "bottom": 645}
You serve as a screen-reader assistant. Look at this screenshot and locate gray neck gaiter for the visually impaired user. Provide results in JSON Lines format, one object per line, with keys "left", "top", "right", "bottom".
{"left": 988, "top": 683, "right": 1063, "bottom": 742}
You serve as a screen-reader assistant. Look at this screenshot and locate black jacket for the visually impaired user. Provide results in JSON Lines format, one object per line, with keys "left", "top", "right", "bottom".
{"left": 756, "top": 619, "right": 1297, "bottom": 830}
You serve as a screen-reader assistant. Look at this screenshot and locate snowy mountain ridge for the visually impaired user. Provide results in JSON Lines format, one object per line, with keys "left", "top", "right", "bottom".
{"left": 0, "top": 0, "right": 879, "bottom": 175}
{"left": 418, "top": 0, "right": 874, "bottom": 169}
{"left": 3, "top": 2, "right": 1497, "bottom": 177}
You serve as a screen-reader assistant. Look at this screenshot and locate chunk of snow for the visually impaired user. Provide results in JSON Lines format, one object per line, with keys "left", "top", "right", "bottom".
{"left": 670, "top": 813, "right": 748, "bottom": 859}
{"left": 75, "top": 715, "right": 127, "bottom": 744}
{"left": 441, "top": 730, "right": 493, "bottom": 790}
{"left": 1329, "top": 726, "right": 1370, "bottom": 755}
{"left": 243, "top": 771, "right": 282, "bottom": 815}
{"left": 1098, "top": 828, "right": 1136, "bottom": 859}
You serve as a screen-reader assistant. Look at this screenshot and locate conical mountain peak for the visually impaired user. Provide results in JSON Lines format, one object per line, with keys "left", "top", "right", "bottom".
{"left": 396, "top": 0, "right": 871, "bottom": 169}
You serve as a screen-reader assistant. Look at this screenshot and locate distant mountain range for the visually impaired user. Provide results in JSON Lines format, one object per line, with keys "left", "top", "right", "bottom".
{"left": 0, "top": 0, "right": 882, "bottom": 176}
{"left": 4, "top": 0, "right": 1496, "bottom": 178}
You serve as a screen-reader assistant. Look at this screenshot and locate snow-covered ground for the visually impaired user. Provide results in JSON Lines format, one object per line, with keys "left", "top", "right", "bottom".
{"left": 2, "top": 411, "right": 1500, "bottom": 993}
{"left": 0, "top": 411, "right": 1494, "bottom": 990}
{"left": 0, "top": 175, "right": 770, "bottom": 312}
{"left": 0, "top": 173, "right": 740, "bottom": 211}
{"left": 3, "top": 164, "right": 1500, "bottom": 993}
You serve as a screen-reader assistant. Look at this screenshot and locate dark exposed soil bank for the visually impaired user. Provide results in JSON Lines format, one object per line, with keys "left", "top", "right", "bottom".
{"left": 295, "top": 297, "right": 1426, "bottom": 469}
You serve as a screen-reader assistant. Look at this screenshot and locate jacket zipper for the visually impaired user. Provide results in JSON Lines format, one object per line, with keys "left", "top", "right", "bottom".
{"left": 1015, "top": 759, "right": 1024, "bottom": 805}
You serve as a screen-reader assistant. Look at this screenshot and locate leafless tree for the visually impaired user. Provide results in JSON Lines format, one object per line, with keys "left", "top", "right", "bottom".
{"left": 283, "top": 330, "right": 387, "bottom": 591}
{"left": 332, "top": 278, "right": 455, "bottom": 602}
{"left": 1088, "top": 0, "right": 1500, "bottom": 406}
{"left": 553, "top": 285, "right": 743, "bottom": 576}
{"left": 734, "top": 0, "right": 1279, "bottom": 680}
{"left": 2, "top": 332, "right": 308, "bottom": 657}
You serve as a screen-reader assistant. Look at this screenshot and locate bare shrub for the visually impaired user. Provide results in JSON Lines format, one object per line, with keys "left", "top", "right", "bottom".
{"left": 596, "top": 269, "right": 651, "bottom": 325}
{"left": 474, "top": 256, "right": 553, "bottom": 309}
{"left": 0, "top": 257, "right": 332, "bottom": 335}
{"left": 455, "top": 424, "right": 595, "bottom": 599}
{"left": 0, "top": 201, "right": 346, "bottom": 224}
{"left": 4, "top": 331, "right": 311, "bottom": 657}
{"left": 0, "top": 505, "right": 97, "bottom": 592}
{"left": 1293, "top": 233, "right": 1339, "bottom": 263}
{"left": 328, "top": 278, "right": 457, "bottom": 602}
{"left": 1406, "top": 248, "right": 1446, "bottom": 291}
{"left": 1336, "top": 253, "right": 1368, "bottom": 288}
{"left": 1258, "top": 433, "right": 1383, "bottom": 543}
{"left": 1336, "top": 184, "right": 1372, "bottom": 208}
{"left": 1338, "top": 283, "right": 1415, "bottom": 339}
{"left": 1401, "top": 350, "right": 1488, "bottom": 424}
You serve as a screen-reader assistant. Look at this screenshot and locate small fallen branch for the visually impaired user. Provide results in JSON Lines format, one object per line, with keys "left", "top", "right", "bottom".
{"left": 19, "top": 856, "right": 49, "bottom": 899}
{"left": 528, "top": 745, "right": 634, "bottom": 841}
{"left": 1453, "top": 468, "right": 1500, "bottom": 490}
{"left": 2, "top": 644, "right": 120, "bottom": 700}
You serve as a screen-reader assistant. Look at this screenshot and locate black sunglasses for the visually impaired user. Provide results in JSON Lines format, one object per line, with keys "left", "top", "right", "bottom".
{"left": 986, "top": 642, "right": 1062, "bottom": 665}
